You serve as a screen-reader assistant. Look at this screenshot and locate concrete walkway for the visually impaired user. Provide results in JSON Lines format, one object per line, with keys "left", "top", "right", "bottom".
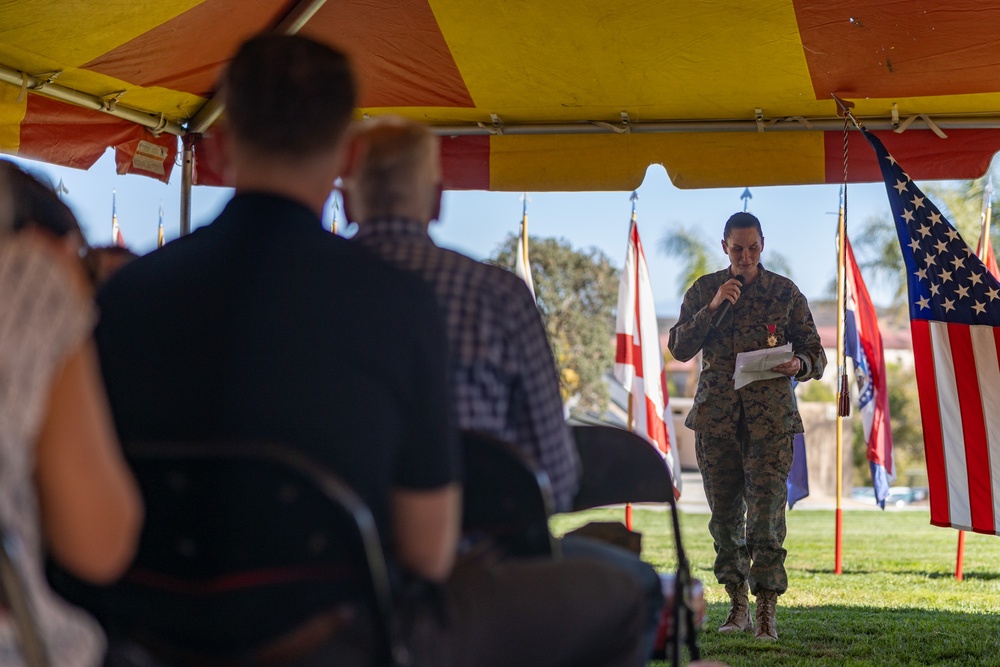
{"left": 673, "top": 470, "right": 929, "bottom": 514}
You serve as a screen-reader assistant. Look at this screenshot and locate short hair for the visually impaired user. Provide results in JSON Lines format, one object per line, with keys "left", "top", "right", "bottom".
{"left": 222, "top": 34, "right": 356, "bottom": 159}
{"left": 723, "top": 211, "right": 763, "bottom": 241}
{"left": 0, "top": 159, "right": 81, "bottom": 239}
{"left": 351, "top": 118, "right": 440, "bottom": 220}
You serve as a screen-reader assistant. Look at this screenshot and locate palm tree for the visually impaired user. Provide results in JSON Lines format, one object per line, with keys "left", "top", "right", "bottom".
{"left": 658, "top": 224, "right": 718, "bottom": 296}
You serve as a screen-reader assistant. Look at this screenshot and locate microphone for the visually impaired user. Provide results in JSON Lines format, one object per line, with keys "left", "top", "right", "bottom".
{"left": 711, "top": 274, "right": 745, "bottom": 327}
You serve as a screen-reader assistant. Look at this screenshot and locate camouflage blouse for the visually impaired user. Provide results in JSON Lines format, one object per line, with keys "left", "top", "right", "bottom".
{"left": 668, "top": 265, "right": 826, "bottom": 440}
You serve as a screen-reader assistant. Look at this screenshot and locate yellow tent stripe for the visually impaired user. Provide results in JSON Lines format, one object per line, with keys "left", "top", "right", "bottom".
{"left": 0, "top": 82, "right": 27, "bottom": 153}
{"left": 488, "top": 132, "right": 826, "bottom": 191}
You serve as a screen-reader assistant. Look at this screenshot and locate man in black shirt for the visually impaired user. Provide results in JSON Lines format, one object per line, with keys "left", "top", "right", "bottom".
{"left": 96, "top": 34, "right": 647, "bottom": 667}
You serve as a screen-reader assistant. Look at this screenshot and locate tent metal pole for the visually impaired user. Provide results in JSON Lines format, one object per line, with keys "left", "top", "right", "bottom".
{"left": 426, "top": 115, "right": 1000, "bottom": 137}
{"left": 0, "top": 64, "right": 184, "bottom": 136}
{"left": 179, "top": 138, "right": 193, "bottom": 236}
{"left": 187, "top": 0, "right": 330, "bottom": 135}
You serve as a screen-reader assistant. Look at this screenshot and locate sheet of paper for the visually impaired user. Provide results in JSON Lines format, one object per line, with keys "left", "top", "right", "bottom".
{"left": 733, "top": 343, "right": 793, "bottom": 390}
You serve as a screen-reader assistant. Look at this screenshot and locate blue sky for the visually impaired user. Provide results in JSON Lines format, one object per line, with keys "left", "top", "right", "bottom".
{"left": 10, "top": 149, "right": 938, "bottom": 314}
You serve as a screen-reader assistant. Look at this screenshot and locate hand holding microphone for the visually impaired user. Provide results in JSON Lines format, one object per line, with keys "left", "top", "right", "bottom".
{"left": 710, "top": 274, "right": 745, "bottom": 327}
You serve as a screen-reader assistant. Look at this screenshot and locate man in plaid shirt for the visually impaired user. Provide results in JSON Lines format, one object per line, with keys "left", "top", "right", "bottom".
{"left": 348, "top": 123, "right": 579, "bottom": 513}
{"left": 346, "top": 117, "right": 664, "bottom": 660}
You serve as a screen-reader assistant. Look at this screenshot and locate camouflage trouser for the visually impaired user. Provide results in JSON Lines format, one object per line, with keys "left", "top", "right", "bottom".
{"left": 695, "top": 415, "right": 794, "bottom": 596}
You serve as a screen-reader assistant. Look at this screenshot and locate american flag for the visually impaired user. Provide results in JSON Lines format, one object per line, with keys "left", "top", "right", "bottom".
{"left": 864, "top": 128, "right": 1000, "bottom": 535}
{"left": 614, "top": 203, "right": 681, "bottom": 499}
{"left": 844, "top": 234, "right": 894, "bottom": 508}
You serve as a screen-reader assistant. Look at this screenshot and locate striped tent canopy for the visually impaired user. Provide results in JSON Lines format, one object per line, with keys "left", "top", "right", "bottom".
{"left": 4, "top": 0, "right": 1000, "bottom": 190}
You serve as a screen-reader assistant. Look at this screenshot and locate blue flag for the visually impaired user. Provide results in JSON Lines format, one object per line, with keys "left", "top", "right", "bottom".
{"left": 787, "top": 379, "right": 809, "bottom": 509}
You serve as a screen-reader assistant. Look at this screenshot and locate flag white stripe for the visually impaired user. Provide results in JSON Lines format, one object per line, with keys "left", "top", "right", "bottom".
{"left": 971, "top": 326, "right": 1000, "bottom": 534}
{"left": 930, "top": 322, "right": 971, "bottom": 527}
{"left": 630, "top": 376, "right": 650, "bottom": 435}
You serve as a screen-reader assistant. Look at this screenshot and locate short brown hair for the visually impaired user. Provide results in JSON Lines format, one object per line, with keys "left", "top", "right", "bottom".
{"left": 723, "top": 211, "right": 763, "bottom": 240}
{"left": 222, "top": 35, "right": 356, "bottom": 158}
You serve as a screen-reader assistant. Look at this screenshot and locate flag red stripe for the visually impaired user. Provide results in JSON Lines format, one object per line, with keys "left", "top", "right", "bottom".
{"left": 948, "top": 323, "right": 995, "bottom": 531}
{"left": 615, "top": 333, "right": 646, "bottom": 379}
{"left": 615, "top": 333, "right": 634, "bottom": 366}
{"left": 911, "top": 320, "right": 951, "bottom": 527}
{"left": 644, "top": 394, "right": 668, "bottom": 454}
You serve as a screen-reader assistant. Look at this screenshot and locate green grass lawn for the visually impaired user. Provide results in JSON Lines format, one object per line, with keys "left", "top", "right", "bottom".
{"left": 551, "top": 507, "right": 1000, "bottom": 666}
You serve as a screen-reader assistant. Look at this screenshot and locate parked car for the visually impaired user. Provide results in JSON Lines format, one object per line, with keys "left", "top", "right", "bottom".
{"left": 850, "top": 486, "right": 929, "bottom": 507}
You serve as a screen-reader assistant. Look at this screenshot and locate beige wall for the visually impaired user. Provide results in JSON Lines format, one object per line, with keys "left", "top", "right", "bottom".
{"left": 669, "top": 397, "right": 853, "bottom": 498}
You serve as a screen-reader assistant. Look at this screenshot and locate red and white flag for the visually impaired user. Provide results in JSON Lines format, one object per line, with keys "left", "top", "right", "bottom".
{"left": 614, "top": 203, "right": 682, "bottom": 498}
{"left": 864, "top": 128, "right": 1000, "bottom": 536}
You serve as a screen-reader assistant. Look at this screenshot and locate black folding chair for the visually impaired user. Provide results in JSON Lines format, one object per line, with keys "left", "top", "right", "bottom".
{"left": 460, "top": 430, "right": 560, "bottom": 559}
{"left": 0, "top": 524, "right": 48, "bottom": 667}
{"left": 570, "top": 424, "right": 700, "bottom": 666}
{"left": 50, "top": 441, "right": 403, "bottom": 666}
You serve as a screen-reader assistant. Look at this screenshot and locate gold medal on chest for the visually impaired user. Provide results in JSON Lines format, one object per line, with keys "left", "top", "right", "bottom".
{"left": 766, "top": 324, "right": 777, "bottom": 347}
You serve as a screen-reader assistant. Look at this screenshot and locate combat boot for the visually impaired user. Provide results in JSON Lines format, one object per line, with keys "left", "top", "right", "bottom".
{"left": 717, "top": 582, "right": 753, "bottom": 633}
{"left": 754, "top": 589, "right": 779, "bottom": 640}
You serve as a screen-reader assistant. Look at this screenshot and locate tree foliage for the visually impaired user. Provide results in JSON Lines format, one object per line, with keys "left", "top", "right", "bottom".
{"left": 658, "top": 224, "right": 720, "bottom": 295}
{"left": 851, "top": 362, "right": 926, "bottom": 486}
{"left": 491, "top": 234, "right": 620, "bottom": 413}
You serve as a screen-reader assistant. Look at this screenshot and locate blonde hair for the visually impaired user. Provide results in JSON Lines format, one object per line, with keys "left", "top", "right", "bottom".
{"left": 350, "top": 118, "right": 440, "bottom": 221}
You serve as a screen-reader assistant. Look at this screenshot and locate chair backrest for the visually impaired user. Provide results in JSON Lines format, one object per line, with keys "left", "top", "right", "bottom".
{"left": 570, "top": 424, "right": 675, "bottom": 511}
{"left": 0, "top": 525, "right": 48, "bottom": 667}
{"left": 51, "top": 441, "right": 397, "bottom": 662}
{"left": 460, "top": 430, "right": 559, "bottom": 558}
{"left": 569, "top": 424, "right": 700, "bottom": 667}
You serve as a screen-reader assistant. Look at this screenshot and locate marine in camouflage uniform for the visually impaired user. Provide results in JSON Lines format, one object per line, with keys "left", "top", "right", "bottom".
{"left": 667, "top": 212, "right": 825, "bottom": 640}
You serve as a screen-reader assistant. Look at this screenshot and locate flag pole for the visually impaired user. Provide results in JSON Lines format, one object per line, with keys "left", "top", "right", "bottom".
{"left": 626, "top": 392, "right": 634, "bottom": 531}
{"left": 830, "top": 97, "right": 859, "bottom": 578}
{"left": 157, "top": 202, "right": 164, "bottom": 248}
{"left": 624, "top": 191, "right": 639, "bottom": 532}
{"left": 111, "top": 189, "right": 117, "bottom": 241}
{"left": 834, "top": 184, "right": 848, "bottom": 576}
{"left": 957, "top": 180, "right": 994, "bottom": 580}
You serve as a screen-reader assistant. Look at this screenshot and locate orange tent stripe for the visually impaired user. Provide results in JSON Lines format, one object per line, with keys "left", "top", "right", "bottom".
{"left": 306, "top": 0, "right": 473, "bottom": 108}
{"left": 18, "top": 95, "right": 145, "bottom": 171}
{"left": 796, "top": 0, "right": 1000, "bottom": 100}
{"left": 83, "top": 0, "right": 283, "bottom": 95}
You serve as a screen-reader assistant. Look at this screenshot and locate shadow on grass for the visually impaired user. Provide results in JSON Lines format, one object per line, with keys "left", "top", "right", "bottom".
{"left": 799, "top": 568, "right": 1000, "bottom": 581}
{"left": 659, "top": 603, "right": 1000, "bottom": 667}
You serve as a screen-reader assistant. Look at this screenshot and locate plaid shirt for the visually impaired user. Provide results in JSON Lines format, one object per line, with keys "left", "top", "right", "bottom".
{"left": 354, "top": 217, "right": 580, "bottom": 511}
